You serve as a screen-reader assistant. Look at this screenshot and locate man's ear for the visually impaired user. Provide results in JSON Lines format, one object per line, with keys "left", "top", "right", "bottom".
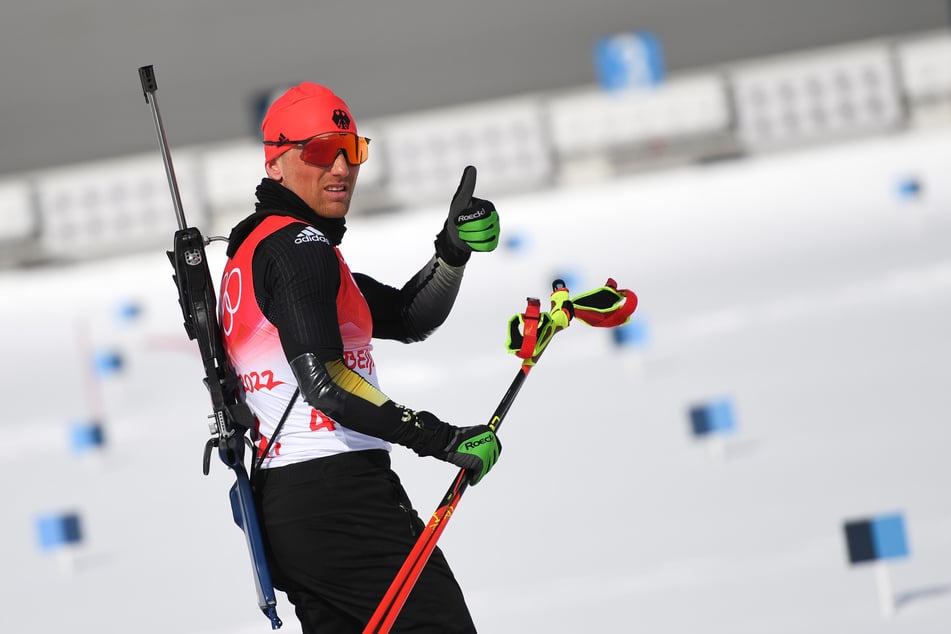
{"left": 265, "top": 157, "right": 284, "bottom": 182}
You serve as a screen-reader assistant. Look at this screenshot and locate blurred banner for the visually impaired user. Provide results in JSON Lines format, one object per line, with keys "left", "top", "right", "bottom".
{"left": 3, "top": 29, "right": 951, "bottom": 267}
{"left": 594, "top": 31, "right": 666, "bottom": 91}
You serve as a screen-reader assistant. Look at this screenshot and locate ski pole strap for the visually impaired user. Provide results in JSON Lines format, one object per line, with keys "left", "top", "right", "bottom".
{"left": 505, "top": 283, "right": 575, "bottom": 361}
{"left": 507, "top": 298, "right": 542, "bottom": 359}
{"left": 570, "top": 278, "right": 638, "bottom": 328}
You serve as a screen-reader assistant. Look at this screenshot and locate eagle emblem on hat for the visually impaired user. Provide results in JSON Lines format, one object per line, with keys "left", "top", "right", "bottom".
{"left": 332, "top": 109, "right": 351, "bottom": 130}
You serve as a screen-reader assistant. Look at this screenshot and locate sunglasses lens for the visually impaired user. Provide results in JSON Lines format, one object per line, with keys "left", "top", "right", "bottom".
{"left": 300, "top": 134, "right": 369, "bottom": 165}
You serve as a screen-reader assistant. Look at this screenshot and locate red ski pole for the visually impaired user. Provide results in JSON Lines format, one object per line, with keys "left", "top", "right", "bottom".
{"left": 363, "top": 280, "right": 573, "bottom": 634}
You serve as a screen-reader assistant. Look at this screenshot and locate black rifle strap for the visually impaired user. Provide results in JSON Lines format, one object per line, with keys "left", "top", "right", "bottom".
{"left": 250, "top": 388, "right": 300, "bottom": 480}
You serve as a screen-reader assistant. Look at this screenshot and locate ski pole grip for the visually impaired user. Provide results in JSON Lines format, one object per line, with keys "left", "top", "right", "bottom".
{"left": 549, "top": 279, "right": 573, "bottom": 328}
{"left": 139, "top": 65, "right": 157, "bottom": 102}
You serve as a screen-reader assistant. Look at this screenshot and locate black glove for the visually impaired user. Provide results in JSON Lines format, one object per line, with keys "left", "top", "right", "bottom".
{"left": 435, "top": 165, "right": 500, "bottom": 266}
{"left": 410, "top": 411, "right": 502, "bottom": 485}
{"left": 439, "top": 425, "right": 502, "bottom": 485}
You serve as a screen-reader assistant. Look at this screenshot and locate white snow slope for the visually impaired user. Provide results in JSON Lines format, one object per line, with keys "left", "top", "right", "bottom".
{"left": 3, "top": 127, "right": 951, "bottom": 634}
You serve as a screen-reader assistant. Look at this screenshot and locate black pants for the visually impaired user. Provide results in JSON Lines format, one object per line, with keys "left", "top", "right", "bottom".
{"left": 254, "top": 450, "right": 477, "bottom": 633}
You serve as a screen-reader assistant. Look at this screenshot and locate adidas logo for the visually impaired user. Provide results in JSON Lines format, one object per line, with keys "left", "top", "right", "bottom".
{"left": 295, "top": 226, "right": 330, "bottom": 245}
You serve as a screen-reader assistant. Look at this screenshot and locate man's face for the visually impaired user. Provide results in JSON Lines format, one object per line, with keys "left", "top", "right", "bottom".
{"left": 268, "top": 148, "right": 359, "bottom": 218}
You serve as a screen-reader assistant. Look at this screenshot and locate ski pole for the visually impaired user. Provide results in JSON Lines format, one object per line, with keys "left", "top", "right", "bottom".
{"left": 363, "top": 280, "right": 574, "bottom": 634}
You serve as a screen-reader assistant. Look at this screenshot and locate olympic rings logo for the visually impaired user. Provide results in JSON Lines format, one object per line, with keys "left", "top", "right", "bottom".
{"left": 221, "top": 268, "right": 242, "bottom": 336}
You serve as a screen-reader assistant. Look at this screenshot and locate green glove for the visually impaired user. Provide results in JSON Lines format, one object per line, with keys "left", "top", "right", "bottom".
{"left": 442, "top": 425, "right": 502, "bottom": 485}
{"left": 435, "top": 166, "right": 500, "bottom": 265}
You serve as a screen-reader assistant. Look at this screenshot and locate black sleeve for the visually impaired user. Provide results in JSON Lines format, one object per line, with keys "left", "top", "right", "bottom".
{"left": 250, "top": 224, "right": 457, "bottom": 449}
{"left": 355, "top": 254, "right": 466, "bottom": 343}
{"left": 252, "top": 224, "right": 343, "bottom": 363}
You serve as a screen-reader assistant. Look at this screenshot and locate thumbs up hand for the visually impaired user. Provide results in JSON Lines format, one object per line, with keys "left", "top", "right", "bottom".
{"left": 435, "top": 165, "right": 500, "bottom": 266}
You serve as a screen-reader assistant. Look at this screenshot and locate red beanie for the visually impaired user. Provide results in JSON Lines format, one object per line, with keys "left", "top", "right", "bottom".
{"left": 261, "top": 82, "right": 358, "bottom": 164}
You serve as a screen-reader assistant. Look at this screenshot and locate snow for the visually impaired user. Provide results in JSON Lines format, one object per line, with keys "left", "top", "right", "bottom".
{"left": 3, "top": 127, "right": 951, "bottom": 633}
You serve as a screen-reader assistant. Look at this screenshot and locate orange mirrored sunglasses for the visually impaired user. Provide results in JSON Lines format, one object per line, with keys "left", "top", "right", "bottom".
{"left": 263, "top": 132, "right": 370, "bottom": 166}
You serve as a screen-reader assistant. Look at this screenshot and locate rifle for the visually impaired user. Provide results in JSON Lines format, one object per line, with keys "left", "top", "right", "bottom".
{"left": 137, "top": 64, "right": 283, "bottom": 630}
